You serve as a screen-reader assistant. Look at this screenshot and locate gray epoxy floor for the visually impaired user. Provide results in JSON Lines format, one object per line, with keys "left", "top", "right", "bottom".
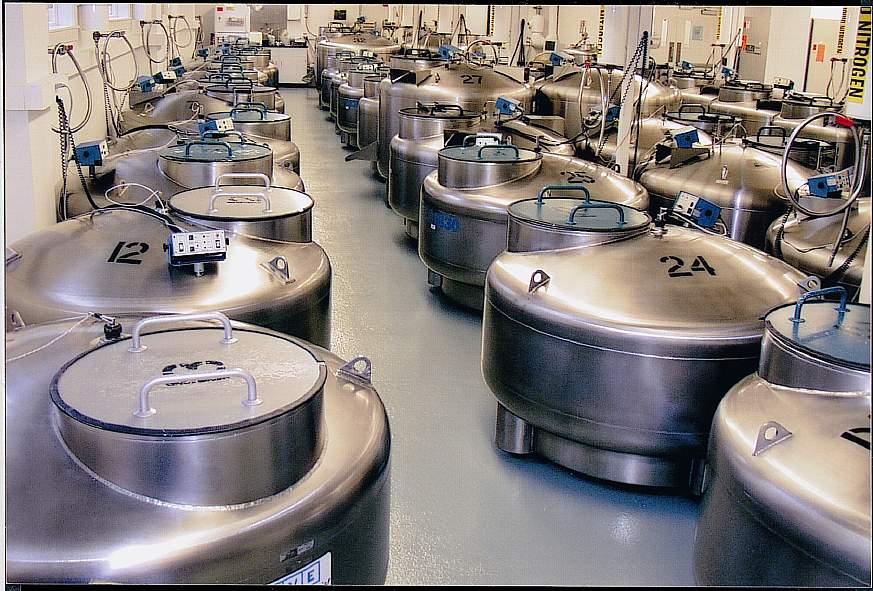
{"left": 281, "top": 88, "right": 699, "bottom": 586}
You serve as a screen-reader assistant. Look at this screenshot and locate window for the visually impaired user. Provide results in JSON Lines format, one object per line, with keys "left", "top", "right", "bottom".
{"left": 48, "top": 3, "right": 77, "bottom": 29}
{"left": 109, "top": 3, "right": 130, "bottom": 20}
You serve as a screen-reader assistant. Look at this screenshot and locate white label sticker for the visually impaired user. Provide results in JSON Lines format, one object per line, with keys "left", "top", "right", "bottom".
{"left": 272, "top": 552, "right": 331, "bottom": 585}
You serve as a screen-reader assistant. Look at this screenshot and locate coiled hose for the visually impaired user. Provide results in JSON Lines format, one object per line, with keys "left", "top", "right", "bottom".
{"left": 50, "top": 43, "right": 91, "bottom": 133}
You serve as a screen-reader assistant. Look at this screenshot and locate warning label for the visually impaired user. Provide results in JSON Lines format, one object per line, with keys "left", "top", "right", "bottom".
{"left": 847, "top": 6, "right": 871, "bottom": 104}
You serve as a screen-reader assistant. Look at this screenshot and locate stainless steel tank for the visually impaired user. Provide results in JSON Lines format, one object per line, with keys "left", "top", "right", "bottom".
{"left": 316, "top": 31, "right": 400, "bottom": 90}
{"left": 205, "top": 80, "right": 281, "bottom": 111}
{"left": 389, "top": 110, "right": 577, "bottom": 229}
{"left": 420, "top": 144, "right": 649, "bottom": 309}
{"left": 377, "top": 62, "right": 534, "bottom": 179}
{"left": 5, "top": 312, "right": 389, "bottom": 584}
{"left": 482, "top": 197, "right": 813, "bottom": 489}
{"left": 663, "top": 104, "right": 739, "bottom": 136}
{"left": 320, "top": 50, "right": 355, "bottom": 110}
{"left": 532, "top": 67, "right": 681, "bottom": 141}
{"left": 330, "top": 56, "right": 381, "bottom": 125}
{"left": 583, "top": 114, "right": 718, "bottom": 165}
{"left": 238, "top": 47, "right": 279, "bottom": 87}
{"left": 772, "top": 92, "right": 855, "bottom": 171}
{"left": 387, "top": 48, "right": 444, "bottom": 73}
{"left": 637, "top": 136, "right": 818, "bottom": 249}
{"left": 767, "top": 197, "right": 871, "bottom": 296}
{"left": 694, "top": 289, "right": 870, "bottom": 586}
{"left": 337, "top": 65, "right": 390, "bottom": 147}
{"left": 62, "top": 132, "right": 302, "bottom": 215}
{"left": 709, "top": 80, "right": 779, "bottom": 135}
{"left": 357, "top": 73, "right": 389, "bottom": 160}
{"left": 205, "top": 103, "right": 292, "bottom": 142}
{"left": 388, "top": 104, "right": 482, "bottom": 234}
{"left": 7, "top": 178, "right": 330, "bottom": 345}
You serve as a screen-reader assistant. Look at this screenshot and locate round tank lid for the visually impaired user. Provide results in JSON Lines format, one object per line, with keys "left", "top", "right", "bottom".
{"left": 159, "top": 139, "right": 271, "bottom": 162}
{"left": 206, "top": 109, "right": 290, "bottom": 123}
{"left": 509, "top": 197, "right": 650, "bottom": 232}
{"left": 440, "top": 144, "right": 540, "bottom": 163}
{"left": 765, "top": 301, "right": 870, "bottom": 370}
{"left": 400, "top": 105, "right": 481, "bottom": 120}
{"left": 51, "top": 325, "right": 326, "bottom": 436}
{"left": 723, "top": 79, "right": 772, "bottom": 91}
{"left": 206, "top": 83, "right": 274, "bottom": 93}
{"left": 169, "top": 184, "right": 312, "bottom": 221}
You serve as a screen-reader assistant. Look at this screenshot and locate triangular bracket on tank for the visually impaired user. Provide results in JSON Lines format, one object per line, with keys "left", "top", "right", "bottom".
{"left": 752, "top": 421, "right": 793, "bottom": 456}
{"left": 656, "top": 144, "right": 710, "bottom": 168}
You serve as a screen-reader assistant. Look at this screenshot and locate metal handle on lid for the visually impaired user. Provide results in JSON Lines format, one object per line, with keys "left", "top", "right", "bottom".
{"left": 220, "top": 64, "right": 243, "bottom": 72}
{"left": 791, "top": 286, "right": 848, "bottom": 325}
{"left": 566, "top": 202, "right": 626, "bottom": 226}
{"left": 677, "top": 104, "right": 706, "bottom": 115}
{"left": 134, "top": 368, "right": 261, "bottom": 418}
{"left": 221, "top": 55, "right": 241, "bottom": 63}
{"left": 477, "top": 144, "right": 519, "bottom": 159}
{"left": 227, "top": 77, "right": 254, "bottom": 88}
{"left": 432, "top": 104, "right": 464, "bottom": 114}
{"left": 215, "top": 172, "right": 271, "bottom": 191}
{"left": 201, "top": 130, "right": 245, "bottom": 143}
{"left": 207, "top": 73, "right": 231, "bottom": 82}
{"left": 209, "top": 191, "right": 272, "bottom": 213}
{"left": 755, "top": 126, "right": 786, "bottom": 142}
{"left": 184, "top": 140, "right": 233, "bottom": 157}
{"left": 129, "top": 312, "right": 237, "bottom": 353}
{"left": 230, "top": 102, "right": 268, "bottom": 119}
{"left": 536, "top": 184, "right": 592, "bottom": 205}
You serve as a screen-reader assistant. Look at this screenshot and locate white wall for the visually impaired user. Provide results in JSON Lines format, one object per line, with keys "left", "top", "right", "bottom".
{"left": 4, "top": 3, "right": 198, "bottom": 242}
{"left": 763, "top": 6, "right": 813, "bottom": 86}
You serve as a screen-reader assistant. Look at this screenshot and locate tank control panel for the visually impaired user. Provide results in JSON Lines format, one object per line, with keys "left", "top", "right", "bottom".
{"left": 772, "top": 76, "right": 794, "bottom": 90}
{"left": 470, "top": 133, "right": 502, "bottom": 147}
{"left": 166, "top": 230, "right": 229, "bottom": 268}
{"left": 136, "top": 75, "right": 156, "bottom": 93}
{"left": 197, "top": 48, "right": 209, "bottom": 58}
{"left": 674, "top": 191, "right": 721, "bottom": 228}
{"left": 495, "top": 97, "right": 521, "bottom": 115}
{"left": 807, "top": 167, "right": 854, "bottom": 198}
{"left": 438, "top": 44, "right": 461, "bottom": 60}
{"left": 668, "top": 126, "right": 700, "bottom": 148}
{"left": 170, "top": 56, "right": 182, "bottom": 68}
{"left": 550, "top": 51, "right": 573, "bottom": 66}
{"left": 75, "top": 140, "right": 109, "bottom": 167}
{"left": 198, "top": 117, "right": 235, "bottom": 136}
{"left": 153, "top": 70, "right": 178, "bottom": 84}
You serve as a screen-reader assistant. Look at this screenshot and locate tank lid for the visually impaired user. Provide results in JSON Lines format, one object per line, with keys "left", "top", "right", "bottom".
{"left": 765, "top": 299, "right": 870, "bottom": 371}
{"left": 722, "top": 79, "right": 773, "bottom": 92}
{"left": 400, "top": 104, "right": 480, "bottom": 120}
{"left": 205, "top": 82, "right": 274, "bottom": 94}
{"left": 51, "top": 323, "right": 326, "bottom": 436}
{"left": 206, "top": 108, "right": 290, "bottom": 123}
{"left": 169, "top": 183, "right": 312, "bottom": 222}
{"left": 664, "top": 110, "right": 737, "bottom": 126}
{"left": 439, "top": 144, "right": 539, "bottom": 163}
{"left": 783, "top": 90, "right": 841, "bottom": 107}
{"left": 508, "top": 196, "right": 650, "bottom": 232}
{"left": 159, "top": 139, "right": 271, "bottom": 162}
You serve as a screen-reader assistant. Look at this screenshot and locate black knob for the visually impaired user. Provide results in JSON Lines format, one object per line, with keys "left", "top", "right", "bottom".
{"left": 103, "top": 320, "right": 123, "bottom": 341}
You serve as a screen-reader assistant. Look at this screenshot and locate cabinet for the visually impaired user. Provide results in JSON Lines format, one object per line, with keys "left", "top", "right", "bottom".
{"left": 272, "top": 46, "right": 309, "bottom": 85}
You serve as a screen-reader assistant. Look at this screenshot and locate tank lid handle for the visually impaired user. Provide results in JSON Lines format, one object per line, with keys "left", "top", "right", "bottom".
{"left": 129, "top": 312, "right": 238, "bottom": 353}
{"left": 134, "top": 368, "right": 261, "bottom": 418}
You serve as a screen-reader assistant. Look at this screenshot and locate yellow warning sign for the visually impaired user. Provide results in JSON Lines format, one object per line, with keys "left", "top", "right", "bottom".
{"left": 597, "top": 5, "right": 605, "bottom": 57}
{"left": 837, "top": 7, "right": 848, "bottom": 55}
{"left": 848, "top": 6, "right": 871, "bottom": 104}
{"left": 715, "top": 7, "right": 723, "bottom": 40}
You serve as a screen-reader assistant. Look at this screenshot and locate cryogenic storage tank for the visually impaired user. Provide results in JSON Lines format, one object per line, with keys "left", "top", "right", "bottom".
{"left": 637, "top": 134, "right": 819, "bottom": 249}
{"left": 420, "top": 144, "right": 648, "bottom": 309}
{"left": 7, "top": 176, "right": 330, "bottom": 346}
{"left": 205, "top": 79, "right": 282, "bottom": 111}
{"left": 768, "top": 198, "right": 871, "bottom": 296}
{"left": 357, "top": 73, "right": 390, "bottom": 157}
{"left": 694, "top": 288, "right": 870, "bottom": 586}
{"left": 482, "top": 197, "right": 813, "bottom": 489}
{"left": 376, "top": 62, "right": 534, "bottom": 179}
{"left": 316, "top": 31, "right": 399, "bottom": 89}
{"left": 5, "top": 312, "right": 389, "bottom": 584}
{"left": 709, "top": 80, "right": 779, "bottom": 135}
{"left": 532, "top": 67, "right": 681, "bottom": 140}
{"left": 388, "top": 104, "right": 482, "bottom": 234}
{"left": 204, "top": 105, "right": 298, "bottom": 170}
{"left": 337, "top": 64, "right": 390, "bottom": 148}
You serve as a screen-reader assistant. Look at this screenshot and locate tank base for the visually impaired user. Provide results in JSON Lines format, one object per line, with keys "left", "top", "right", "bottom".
{"left": 494, "top": 404, "right": 705, "bottom": 491}
{"left": 428, "top": 272, "right": 484, "bottom": 311}
{"left": 404, "top": 219, "right": 418, "bottom": 240}
{"left": 342, "top": 132, "right": 357, "bottom": 149}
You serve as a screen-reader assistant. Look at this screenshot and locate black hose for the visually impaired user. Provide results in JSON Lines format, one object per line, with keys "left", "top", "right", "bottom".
{"left": 117, "top": 124, "right": 176, "bottom": 136}
{"left": 823, "top": 225, "right": 870, "bottom": 287}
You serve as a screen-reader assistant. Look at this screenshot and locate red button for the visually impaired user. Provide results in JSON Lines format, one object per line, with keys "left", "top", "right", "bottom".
{"left": 835, "top": 115, "right": 855, "bottom": 128}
